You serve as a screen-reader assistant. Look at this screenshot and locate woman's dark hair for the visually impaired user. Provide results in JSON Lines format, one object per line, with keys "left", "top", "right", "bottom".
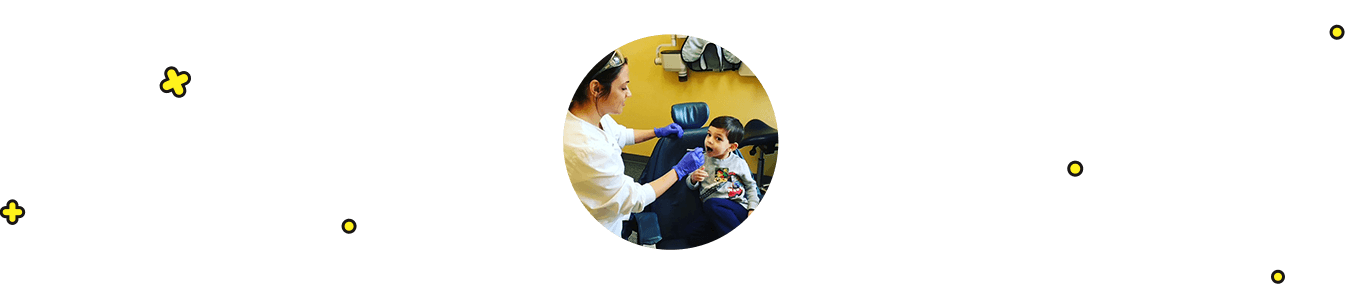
{"left": 570, "top": 51, "right": 628, "bottom": 110}
{"left": 709, "top": 116, "right": 745, "bottom": 144}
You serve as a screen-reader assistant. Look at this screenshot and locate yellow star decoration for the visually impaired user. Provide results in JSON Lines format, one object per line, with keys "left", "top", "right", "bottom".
{"left": 159, "top": 66, "right": 191, "bottom": 97}
{"left": 2, "top": 199, "right": 24, "bottom": 225}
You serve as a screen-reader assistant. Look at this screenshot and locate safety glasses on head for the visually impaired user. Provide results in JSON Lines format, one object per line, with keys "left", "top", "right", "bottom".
{"left": 595, "top": 49, "right": 626, "bottom": 78}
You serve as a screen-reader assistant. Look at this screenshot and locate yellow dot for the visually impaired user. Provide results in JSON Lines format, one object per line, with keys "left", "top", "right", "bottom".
{"left": 343, "top": 221, "right": 355, "bottom": 231}
{"left": 1069, "top": 164, "right": 1081, "bottom": 174}
{"left": 1274, "top": 272, "right": 1283, "bottom": 281}
{"left": 1335, "top": 27, "right": 1344, "bottom": 38}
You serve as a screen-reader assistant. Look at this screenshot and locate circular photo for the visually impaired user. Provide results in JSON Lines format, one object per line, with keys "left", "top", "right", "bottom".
{"left": 562, "top": 34, "right": 778, "bottom": 249}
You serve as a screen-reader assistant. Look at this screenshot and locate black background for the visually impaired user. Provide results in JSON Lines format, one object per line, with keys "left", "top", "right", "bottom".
{"left": 2, "top": 15, "right": 1339, "bottom": 280}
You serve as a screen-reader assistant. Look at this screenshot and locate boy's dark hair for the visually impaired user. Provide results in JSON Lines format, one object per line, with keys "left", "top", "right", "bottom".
{"left": 708, "top": 116, "right": 744, "bottom": 144}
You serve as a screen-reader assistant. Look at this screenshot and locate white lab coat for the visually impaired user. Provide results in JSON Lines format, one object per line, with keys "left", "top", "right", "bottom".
{"left": 563, "top": 111, "right": 655, "bottom": 236}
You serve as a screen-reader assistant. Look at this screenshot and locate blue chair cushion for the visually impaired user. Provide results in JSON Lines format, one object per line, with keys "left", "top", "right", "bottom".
{"left": 671, "top": 102, "right": 708, "bottom": 130}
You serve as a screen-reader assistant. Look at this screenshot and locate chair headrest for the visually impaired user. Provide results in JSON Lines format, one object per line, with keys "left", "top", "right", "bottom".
{"left": 671, "top": 102, "right": 709, "bottom": 129}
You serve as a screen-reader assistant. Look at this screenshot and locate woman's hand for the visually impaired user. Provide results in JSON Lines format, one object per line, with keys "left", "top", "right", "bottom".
{"left": 653, "top": 123, "right": 684, "bottom": 138}
{"left": 672, "top": 147, "right": 705, "bottom": 178}
{"left": 690, "top": 166, "right": 707, "bottom": 182}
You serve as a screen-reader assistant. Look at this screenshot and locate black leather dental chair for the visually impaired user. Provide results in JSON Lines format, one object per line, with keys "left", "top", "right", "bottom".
{"left": 636, "top": 102, "right": 716, "bottom": 249}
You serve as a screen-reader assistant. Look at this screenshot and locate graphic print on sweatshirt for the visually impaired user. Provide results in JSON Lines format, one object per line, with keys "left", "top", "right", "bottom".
{"left": 704, "top": 167, "right": 745, "bottom": 200}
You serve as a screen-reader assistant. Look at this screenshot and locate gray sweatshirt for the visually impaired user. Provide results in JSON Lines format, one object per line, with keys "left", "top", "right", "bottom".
{"left": 685, "top": 152, "right": 760, "bottom": 210}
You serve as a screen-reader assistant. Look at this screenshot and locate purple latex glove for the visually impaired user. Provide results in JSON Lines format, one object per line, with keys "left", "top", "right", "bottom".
{"left": 654, "top": 123, "right": 684, "bottom": 138}
{"left": 672, "top": 147, "right": 705, "bottom": 178}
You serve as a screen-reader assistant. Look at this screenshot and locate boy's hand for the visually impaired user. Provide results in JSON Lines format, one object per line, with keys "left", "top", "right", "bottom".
{"left": 691, "top": 166, "right": 707, "bottom": 182}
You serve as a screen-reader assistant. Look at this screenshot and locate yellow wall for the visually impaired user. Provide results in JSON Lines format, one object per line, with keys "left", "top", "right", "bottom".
{"left": 611, "top": 34, "right": 777, "bottom": 176}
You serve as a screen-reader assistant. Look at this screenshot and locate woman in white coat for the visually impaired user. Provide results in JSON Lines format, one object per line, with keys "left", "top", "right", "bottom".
{"left": 564, "top": 50, "right": 706, "bottom": 236}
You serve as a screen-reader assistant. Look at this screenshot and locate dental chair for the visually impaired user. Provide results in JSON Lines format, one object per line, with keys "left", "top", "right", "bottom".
{"left": 632, "top": 102, "right": 777, "bottom": 249}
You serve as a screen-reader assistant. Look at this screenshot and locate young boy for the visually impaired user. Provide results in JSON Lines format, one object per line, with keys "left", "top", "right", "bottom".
{"left": 686, "top": 116, "right": 760, "bottom": 245}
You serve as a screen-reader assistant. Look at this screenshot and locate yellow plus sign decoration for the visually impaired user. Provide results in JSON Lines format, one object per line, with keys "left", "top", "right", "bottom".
{"left": 3, "top": 199, "right": 24, "bottom": 225}
{"left": 159, "top": 66, "right": 192, "bottom": 98}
